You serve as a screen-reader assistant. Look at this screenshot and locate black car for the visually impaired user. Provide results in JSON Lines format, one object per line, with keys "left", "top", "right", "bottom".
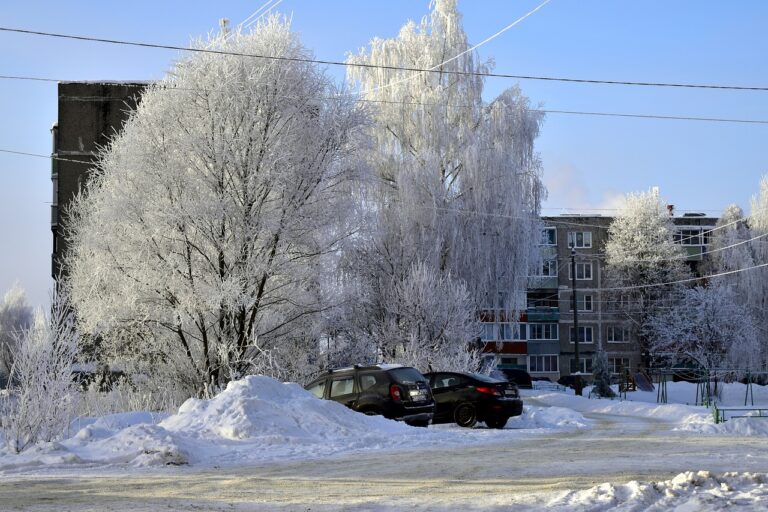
{"left": 490, "top": 368, "right": 533, "bottom": 389}
{"left": 425, "top": 371, "right": 523, "bottom": 429}
{"left": 304, "top": 364, "right": 435, "bottom": 427}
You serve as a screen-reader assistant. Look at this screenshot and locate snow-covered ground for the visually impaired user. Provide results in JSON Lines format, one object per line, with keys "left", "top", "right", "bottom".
{"left": 2, "top": 376, "right": 768, "bottom": 510}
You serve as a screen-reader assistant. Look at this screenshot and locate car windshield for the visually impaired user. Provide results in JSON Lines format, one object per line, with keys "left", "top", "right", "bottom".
{"left": 388, "top": 367, "right": 426, "bottom": 384}
{"left": 469, "top": 373, "right": 505, "bottom": 384}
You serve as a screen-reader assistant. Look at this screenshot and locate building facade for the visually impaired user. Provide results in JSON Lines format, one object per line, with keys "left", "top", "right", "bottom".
{"left": 483, "top": 212, "right": 718, "bottom": 381}
{"left": 51, "top": 81, "right": 146, "bottom": 278}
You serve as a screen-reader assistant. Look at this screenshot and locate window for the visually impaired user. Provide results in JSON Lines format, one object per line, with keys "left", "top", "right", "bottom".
{"left": 608, "top": 357, "right": 631, "bottom": 374}
{"left": 541, "top": 227, "right": 557, "bottom": 245}
{"left": 674, "top": 229, "right": 702, "bottom": 246}
{"left": 329, "top": 377, "right": 355, "bottom": 398}
{"left": 606, "top": 326, "right": 630, "bottom": 343}
{"left": 568, "top": 294, "right": 593, "bottom": 312}
{"left": 358, "top": 373, "right": 382, "bottom": 391}
{"left": 528, "top": 323, "right": 559, "bottom": 340}
{"left": 480, "top": 323, "right": 496, "bottom": 341}
{"left": 499, "top": 323, "right": 526, "bottom": 340}
{"left": 307, "top": 380, "right": 326, "bottom": 398}
{"left": 537, "top": 259, "right": 558, "bottom": 277}
{"left": 567, "top": 231, "right": 592, "bottom": 248}
{"left": 608, "top": 294, "right": 631, "bottom": 311}
{"left": 529, "top": 355, "right": 558, "bottom": 373}
{"left": 569, "top": 262, "right": 592, "bottom": 280}
{"left": 570, "top": 326, "right": 594, "bottom": 343}
{"left": 570, "top": 357, "right": 594, "bottom": 374}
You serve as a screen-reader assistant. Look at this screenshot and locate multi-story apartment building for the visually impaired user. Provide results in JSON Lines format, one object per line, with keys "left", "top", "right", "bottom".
{"left": 483, "top": 212, "right": 718, "bottom": 381}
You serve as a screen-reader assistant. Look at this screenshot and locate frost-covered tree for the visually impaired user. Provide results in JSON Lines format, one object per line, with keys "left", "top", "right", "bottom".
{"left": 344, "top": 0, "right": 544, "bottom": 367}
{"left": 591, "top": 349, "right": 615, "bottom": 398}
{"left": 1, "top": 291, "right": 80, "bottom": 453}
{"left": 644, "top": 283, "right": 759, "bottom": 373}
{"left": 0, "top": 284, "right": 33, "bottom": 384}
{"left": 604, "top": 189, "right": 691, "bottom": 367}
{"left": 377, "top": 262, "right": 481, "bottom": 372}
{"left": 747, "top": 175, "right": 768, "bottom": 367}
{"left": 66, "top": 17, "right": 366, "bottom": 396}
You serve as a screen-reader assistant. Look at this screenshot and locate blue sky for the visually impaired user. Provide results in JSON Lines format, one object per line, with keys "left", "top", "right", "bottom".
{"left": 1, "top": 0, "right": 767, "bottom": 307}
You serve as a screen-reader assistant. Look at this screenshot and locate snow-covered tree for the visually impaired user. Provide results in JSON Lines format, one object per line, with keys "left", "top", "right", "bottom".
{"left": 377, "top": 262, "right": 481, "bottom": 372}
{"left": 604, "top": 189, "right": 691, "bottom": 367}
{"left": 747, "top": 175, "right": 768, "bottom": 367}
{"left": 1, "top": 291, "right": 80, "bottom": 453}
{"left": 644, "top": 283, "right": 759, "bottom": 374}
{"left": 344, "top": 0, "right": 544, "bottom": 366}
{"left": 0, "top": 284, "right": 33, "bottom": 384}
{"left": 66, "top": 17, "right": 367, "bottom": 397}
{"left": 591, "top": 348, "right": 615, "bottom": 398}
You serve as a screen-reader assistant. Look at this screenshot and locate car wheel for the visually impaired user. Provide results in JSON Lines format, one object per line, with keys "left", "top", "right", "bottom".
{"left": 454, "top": 403, "right": 477, "bottom": 428}
{"left": 485, "top": 416, "right": 508, "bottom": 429}
{"left": 362, "top": 409, "right": 381, "bottom": 416}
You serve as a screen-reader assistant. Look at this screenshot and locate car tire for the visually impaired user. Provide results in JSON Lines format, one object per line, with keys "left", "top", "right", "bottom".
{"left": 485, "top": 416, "right": 508, "bottom": 429}
{"left": 362, "top": 409, "right": 382, "bottom": 416}
{"left": 454, "top": 403, "right": 477, "bottom": 428}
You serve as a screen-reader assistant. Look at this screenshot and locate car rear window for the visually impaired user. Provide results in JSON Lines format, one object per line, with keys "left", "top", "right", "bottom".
{"left": 388, "top": 367, "right": 426, "bottom": 384}
{"left": 470, "top": 373, "right": 505, "bottom": 384}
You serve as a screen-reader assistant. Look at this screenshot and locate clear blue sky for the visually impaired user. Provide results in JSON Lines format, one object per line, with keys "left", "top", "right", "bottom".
{"left": 1, "top": 0, "right": 767, "bottom": 308}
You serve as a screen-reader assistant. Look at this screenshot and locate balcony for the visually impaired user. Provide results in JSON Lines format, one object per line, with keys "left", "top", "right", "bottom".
{"left": 526, "top": 306, "right": 560, "bottom": 322}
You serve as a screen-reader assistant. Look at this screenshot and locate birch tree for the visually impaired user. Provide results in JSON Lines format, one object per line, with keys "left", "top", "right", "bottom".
{"left": 604, "top": 189, "right": 691, "bottom": 368}
{"left": 344, "top": 0, "right": 544, "bottom": 366}
{"left": 66, "top": 17, "right": 366, "bottom": 396}
{"left": 748, "top": 175, "right": 768, "bottom": 367}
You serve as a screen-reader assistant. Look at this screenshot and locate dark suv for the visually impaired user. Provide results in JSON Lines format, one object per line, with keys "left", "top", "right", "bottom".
{"left": 304, "top": 365, "right": 435, "bottom": 427}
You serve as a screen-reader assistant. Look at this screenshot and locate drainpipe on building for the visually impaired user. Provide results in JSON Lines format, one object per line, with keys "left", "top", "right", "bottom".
{"left": 571, "top": 246, "right": 583, "bottom": 396}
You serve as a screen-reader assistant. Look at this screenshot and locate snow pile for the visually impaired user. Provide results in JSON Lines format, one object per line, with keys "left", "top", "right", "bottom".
{"left": 548, "top": 471, "right": 768, "bottom": 511}
{"left": 678, "top": 416, "right": 768, "bottom": 436}
{"left": 0, "top": 376, "right": 424, "bottom": 470}
{"left": 508, "top": 404, "right": 591, "bottom": 430}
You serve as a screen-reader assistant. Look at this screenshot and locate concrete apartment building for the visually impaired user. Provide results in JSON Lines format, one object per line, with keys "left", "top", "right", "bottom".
{"left": 51, "top": 81, "right": 145, "bottom": 278}
{"left": 483, "top": 213, "right": 718, "bottom": 381}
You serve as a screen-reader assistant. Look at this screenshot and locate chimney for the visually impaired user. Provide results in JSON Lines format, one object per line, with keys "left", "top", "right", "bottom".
{"left": 666, "top": 204, "right": 674, "bottom": 217}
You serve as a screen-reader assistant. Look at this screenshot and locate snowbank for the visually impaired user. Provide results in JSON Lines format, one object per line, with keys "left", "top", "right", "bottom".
{"left": 549, "top": 471, "right": 768, "bottom": 511}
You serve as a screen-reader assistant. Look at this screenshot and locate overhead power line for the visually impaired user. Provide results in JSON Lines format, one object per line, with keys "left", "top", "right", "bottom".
{"left": 1, "top": 26, "right": 767, "bottom": 92}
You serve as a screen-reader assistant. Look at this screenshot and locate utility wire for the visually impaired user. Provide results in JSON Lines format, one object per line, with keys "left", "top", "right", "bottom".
{"left": 1, "top": 26, "right": 766, "bottom": 92}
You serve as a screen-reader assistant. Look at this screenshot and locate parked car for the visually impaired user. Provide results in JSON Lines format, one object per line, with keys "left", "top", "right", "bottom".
{"left": 304, "top": 364, "right": 435, "bottom": 427}
{"left": 490, "top": 368, "right": 533, "bottom": 389}
{"left": 424, "top": 371, "right": 523, "bottom": 429}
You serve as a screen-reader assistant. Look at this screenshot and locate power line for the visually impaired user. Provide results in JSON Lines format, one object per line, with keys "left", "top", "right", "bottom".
{"left": 1, "top": 26, "right": 767, "bottom": 92}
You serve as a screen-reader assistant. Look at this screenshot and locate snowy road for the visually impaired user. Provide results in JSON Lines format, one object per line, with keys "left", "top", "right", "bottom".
{"left": 3, "top": 400, "right": 767, "bottom": 511}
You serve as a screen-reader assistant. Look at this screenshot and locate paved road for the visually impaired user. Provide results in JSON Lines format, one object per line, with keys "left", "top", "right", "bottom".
{"left": 2, "top": 402, "right": 765, "bottom": 511}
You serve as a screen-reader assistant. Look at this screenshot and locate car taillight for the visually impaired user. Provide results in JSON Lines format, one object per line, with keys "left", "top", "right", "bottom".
{"left": 476, "top": 386, "right": 502, "bottom": 396}
{"left": 390, "top": 384, "right": 402, "bottom": 401}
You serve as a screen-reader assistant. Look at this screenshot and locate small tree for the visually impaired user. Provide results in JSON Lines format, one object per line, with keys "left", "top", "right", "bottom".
{"left": 1, "top": 291, "right": 80, "bottom": 453}
{"left": 644, "top": 283, "right": 759, "bottom": 374}
{"left": 591, "top": 349, "right": 615, "bottom": 398}
{"left": 0, "top": 284, "right": 33, "bottom": 384}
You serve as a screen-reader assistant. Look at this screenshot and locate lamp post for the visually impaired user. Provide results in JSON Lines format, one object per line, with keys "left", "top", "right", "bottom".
{"left": 571, "top": 245, "right": 583, "bottom": 396}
